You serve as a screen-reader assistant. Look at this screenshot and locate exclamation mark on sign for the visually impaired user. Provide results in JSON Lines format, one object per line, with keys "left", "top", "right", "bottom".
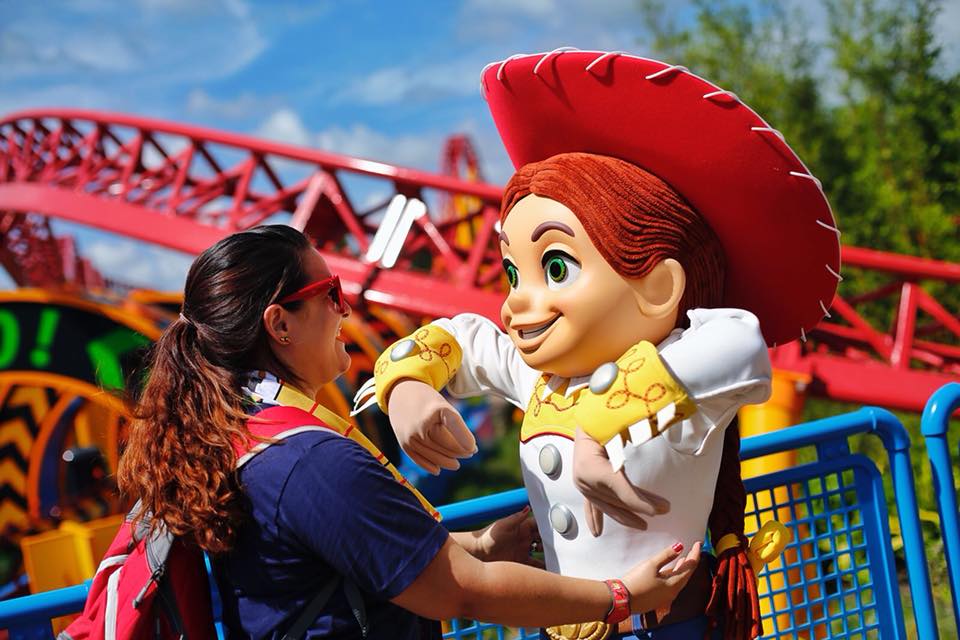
{"left": 30, "top": 308, "right": 60, "bottom": 368}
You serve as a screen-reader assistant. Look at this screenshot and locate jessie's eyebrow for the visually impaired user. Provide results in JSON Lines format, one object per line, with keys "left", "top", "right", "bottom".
{"left": 499, "top": 230, "right": 510, "bottom": 246}
{"left": 531, "top": 221, "right": 575, "bottom": 242}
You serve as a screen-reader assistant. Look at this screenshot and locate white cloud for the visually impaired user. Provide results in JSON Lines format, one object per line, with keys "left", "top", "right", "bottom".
{"left": 255, "top": 108, "right": 314, "bottom": 147}
{"left": 255, "top": 108, "right": 442, "bottom": 171}
{"left": 455, "top": 0, "right": 641, "bottom": 49}
{"left": 84, "top": 238, "right": 193, "bottom": 291}
{"left": 934, "top": 0, "right": 960, "bottom": 74}
{"left": 0, "top": 84, "right": 118, "bottom": 117}
{"left": 0, "top": 0, "right": 268, "bottom": 84}
{"left": 335, "top": 57, "right": 481, "bottom": 107}
{"left": 186, "top": 88, "right": 276, "bottom": 120}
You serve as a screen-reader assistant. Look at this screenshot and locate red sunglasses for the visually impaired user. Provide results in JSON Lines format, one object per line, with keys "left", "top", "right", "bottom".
{"left": 277, "top": 275, "right": 345, "bottom": 310}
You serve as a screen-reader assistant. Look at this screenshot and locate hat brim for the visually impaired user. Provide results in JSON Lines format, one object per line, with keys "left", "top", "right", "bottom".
{"left": 482, "top": 51, "right": 841, "bottom": 347}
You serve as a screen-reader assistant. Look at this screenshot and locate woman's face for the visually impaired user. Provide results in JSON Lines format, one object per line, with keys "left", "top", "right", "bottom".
{"left": 499, "top": 194, "right": 663, "bottom": 378}
{"left": 284, "top": 249, "right": 352, "bottom": 389}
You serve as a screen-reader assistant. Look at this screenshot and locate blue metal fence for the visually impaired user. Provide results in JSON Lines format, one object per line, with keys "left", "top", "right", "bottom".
{"left": 922, "top": 382, "right": 960, "bottom": 635}
{"left": 0, "top": 405, "right": 940, "bottom": 639}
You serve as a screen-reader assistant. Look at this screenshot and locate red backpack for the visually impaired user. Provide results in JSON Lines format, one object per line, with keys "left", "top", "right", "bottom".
{"left": 59, "top": 406, "right": 361, "bottom": 640}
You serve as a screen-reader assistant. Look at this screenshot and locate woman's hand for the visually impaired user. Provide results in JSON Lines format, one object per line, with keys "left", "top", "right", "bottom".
{"left": 622, "top": 541, "right": 702, "bottom": 614}
{"left": 470, "top": 507, "right": 543, "bottom": 566}
{"left": 573, "top": 428, "right": 671, "bottom": 536}
{"left": 387, "top": 379, "right": 477, "bottom": 475}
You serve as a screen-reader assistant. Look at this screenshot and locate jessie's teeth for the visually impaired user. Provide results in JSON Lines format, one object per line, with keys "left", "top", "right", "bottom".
{"left": 518, "top": 315, "right": 559, "bottom": 339}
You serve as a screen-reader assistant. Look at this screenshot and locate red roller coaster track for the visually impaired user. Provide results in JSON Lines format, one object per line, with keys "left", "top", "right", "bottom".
{"left": 0, "top": 109, "right": 957, "bottom": 412}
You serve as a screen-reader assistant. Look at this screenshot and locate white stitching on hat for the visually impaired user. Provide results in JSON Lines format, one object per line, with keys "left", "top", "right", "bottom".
{"left": 825, "top": 264, "right": 844, "bottom": 281}
{"left": 585, "top": 51, "right": 623, "bottom": 73}
{"left": 533, "top": 47, "right": 580, "bottom": 76}
{"left": 789, "top": 170, "right": 823, "bottom": 189}
{"left": 645, "top": 64, "right": 688, "bottom": 80}
{"left": 497, "top": 54, "right": 526, "bottom": 81}
{"left": 750, "top": 126, "right": 786, "bottom": 142}
{"left": 702, "top": 89, "right": 740, "bottom": 102}
{"left": 816, "top": 219, "right": 841, "bottom": 237}
{"left": 800, "top": 327, "right": 807, "bottom": 342}
{"left": 819, "top": 300, "right": 832, "bottom": 318}
{"left": 479, "top": 62, "right": 497, "bottom": 99}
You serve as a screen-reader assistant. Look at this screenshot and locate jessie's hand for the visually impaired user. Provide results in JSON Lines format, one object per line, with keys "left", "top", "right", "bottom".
{"left": 387, "top": 379, "right": 477, "bottom": 475}
{"left": 573, "top": 428, "right": 670, "bottom": 536}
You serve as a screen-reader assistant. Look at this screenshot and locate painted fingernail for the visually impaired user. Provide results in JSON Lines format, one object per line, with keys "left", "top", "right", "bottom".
{"left": 522, "top": 505, "right": 531, "bottom": 514}
{"left": 672, "top": 542, "right": 683, "bottom": 553}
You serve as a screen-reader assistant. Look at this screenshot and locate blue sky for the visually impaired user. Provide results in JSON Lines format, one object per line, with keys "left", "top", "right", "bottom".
{"left": 2, "top": 0, "right": 958, "bottom": 290}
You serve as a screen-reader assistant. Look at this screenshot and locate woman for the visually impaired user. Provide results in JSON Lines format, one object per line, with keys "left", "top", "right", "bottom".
{"left": 117, "top": 224, "right": 700, "bottom": 639}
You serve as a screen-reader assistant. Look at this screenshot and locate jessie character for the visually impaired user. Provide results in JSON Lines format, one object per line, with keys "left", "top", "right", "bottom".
{"left": 355, "top": 51, "right": 840, "bottom": 640}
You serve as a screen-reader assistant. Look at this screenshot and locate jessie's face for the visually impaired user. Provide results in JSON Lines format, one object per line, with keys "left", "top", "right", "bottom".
{"left": 499, "top": 194, "right": 653, "bottom": 378}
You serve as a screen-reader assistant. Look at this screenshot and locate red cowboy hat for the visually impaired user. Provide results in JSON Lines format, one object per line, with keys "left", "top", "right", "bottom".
{"left": 481, "top": 49, "right": 841, "bottom": 347}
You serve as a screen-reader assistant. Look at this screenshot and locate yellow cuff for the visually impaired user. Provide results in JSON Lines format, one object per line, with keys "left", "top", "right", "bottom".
{"left": 374, "top": 325, "right": 463, "bottom": 413}
{"left": 573, "top": 341, "right": 695, "bottom": 449}
{"left": 715, "top": 521, "right": 793, "bottom": 574}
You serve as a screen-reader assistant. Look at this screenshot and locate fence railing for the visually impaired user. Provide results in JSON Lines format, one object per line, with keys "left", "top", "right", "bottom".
{"left": 922, "top": 382, "right": 960, "bottom": 634}
{"left": 0, "top": 402, "right": 949, "bottom": 639}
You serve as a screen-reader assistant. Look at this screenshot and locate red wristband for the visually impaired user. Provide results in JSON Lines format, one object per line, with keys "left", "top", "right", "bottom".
{"left": 603, "top": 579, "right": 631, "bottom": 625}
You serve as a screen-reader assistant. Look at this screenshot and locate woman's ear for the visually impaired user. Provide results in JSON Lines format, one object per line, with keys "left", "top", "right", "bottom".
{"left": 262, "top": 304, "right": 291, "bottom": 345}
{"left": 630, "top": 258, "right": 686, "bottom": 319}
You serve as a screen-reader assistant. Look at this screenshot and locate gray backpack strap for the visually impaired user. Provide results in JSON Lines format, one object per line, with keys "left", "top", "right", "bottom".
{"left": 281, "top": 576, "right": 342, "bottom": 640}
{"left": 343, "top": 579, "right": 368, "bottom": 638}
{"left": 280, "top": 576, "right": 367, "bottom": 640}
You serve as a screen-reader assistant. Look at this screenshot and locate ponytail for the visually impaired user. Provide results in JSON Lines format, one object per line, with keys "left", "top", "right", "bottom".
{"left": 705, "top": 419, "right": 762, "bottom": 640}
{"left": 117, "top": 225, "right": 312, "bottom": 553}
{"left": 118, "top": 317, "right": 250, "bottom": 553}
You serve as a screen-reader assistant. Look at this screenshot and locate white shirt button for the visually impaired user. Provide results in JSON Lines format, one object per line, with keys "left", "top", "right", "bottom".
{"left": 549, "top": 504, "right": 576, "bottom": 536}
{"left": 538, "top": 444, "right": 562, "bottom": 479}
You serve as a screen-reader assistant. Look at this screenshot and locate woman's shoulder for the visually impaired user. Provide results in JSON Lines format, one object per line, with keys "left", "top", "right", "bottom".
{"left": 239, "top": 427, "right": 366, "bottom": 486}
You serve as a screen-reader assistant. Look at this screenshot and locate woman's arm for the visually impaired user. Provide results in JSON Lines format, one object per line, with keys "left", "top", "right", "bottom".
{"left": 449, "top": 507, "right": 541, "bottom": 565}
{"left": 392, "top": 537, "right": 700, "bottom": 627}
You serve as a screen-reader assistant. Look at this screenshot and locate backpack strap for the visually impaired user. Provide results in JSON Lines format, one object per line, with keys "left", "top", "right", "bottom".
{"left": 236, "top": 405, "right": 342, "bottom": 468}
{"left": 343, "top": 578, "right": 369, "bottom": 638}
{"left": 280, "top": 576, "right": 341, "bottom": 640}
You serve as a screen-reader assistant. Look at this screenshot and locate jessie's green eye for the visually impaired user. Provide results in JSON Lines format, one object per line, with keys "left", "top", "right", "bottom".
{"left": 503, "top": 260, "right": 519, "bottom": 289}
{"left": 546, "top": 256, "right": 567, "bottom": 282}
{"left": 542, "top": 251, "right": 581, "bottom": 290}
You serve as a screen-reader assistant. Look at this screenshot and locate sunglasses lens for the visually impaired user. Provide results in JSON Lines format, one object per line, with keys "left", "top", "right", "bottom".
{"left": 329, "top": 279, "right": 344, "bottom": 310}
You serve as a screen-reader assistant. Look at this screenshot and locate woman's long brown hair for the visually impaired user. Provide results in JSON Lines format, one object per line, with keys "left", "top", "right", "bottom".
{"left": 117, "top": 225, "right": 311, "bottom": 554}
{"left": 503, "top": 153, "right": 761, "bottom": 639}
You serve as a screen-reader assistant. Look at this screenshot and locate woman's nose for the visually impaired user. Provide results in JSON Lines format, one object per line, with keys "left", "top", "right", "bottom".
{"left": 340, "top": 298, "right": 352, "bottom": 319}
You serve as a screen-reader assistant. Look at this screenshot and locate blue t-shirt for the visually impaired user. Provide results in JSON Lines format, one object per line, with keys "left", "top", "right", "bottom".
{"left": 212, "top": 428, "right": 448, "bottom": 639}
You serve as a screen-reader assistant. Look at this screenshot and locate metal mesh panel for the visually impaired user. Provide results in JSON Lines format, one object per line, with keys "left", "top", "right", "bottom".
{"left": 444, "top": 455, "right": 897, "bottom": 640}
{"left": 745, "top": 458, "right": 889, "bottom": 639}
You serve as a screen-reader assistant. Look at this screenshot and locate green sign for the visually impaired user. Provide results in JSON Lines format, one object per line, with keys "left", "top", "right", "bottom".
{"left": 0, "top": 301, "right": 151, "bottom": 391}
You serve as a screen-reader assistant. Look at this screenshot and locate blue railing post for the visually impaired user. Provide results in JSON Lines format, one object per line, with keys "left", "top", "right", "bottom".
{"left": 0, "top": 404, "right": 949, "bottom": 639}
{"left": 921, "top": 382, "right": 960, "bottom": 633}
{"left": 0, "top": 581, "right": 90, "bottom": 639}
{"left": 871, "top": 407, "right": 939, "bottom": 640}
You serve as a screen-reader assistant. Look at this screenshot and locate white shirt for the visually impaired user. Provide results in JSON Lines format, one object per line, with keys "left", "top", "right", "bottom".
{"left": 433, "top": 308, "right": 772, "bottom": 578}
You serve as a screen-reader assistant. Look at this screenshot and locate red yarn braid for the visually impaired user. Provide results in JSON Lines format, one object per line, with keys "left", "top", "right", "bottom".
{"left": 502, "top": 152, "right": 760, "bottom": 640}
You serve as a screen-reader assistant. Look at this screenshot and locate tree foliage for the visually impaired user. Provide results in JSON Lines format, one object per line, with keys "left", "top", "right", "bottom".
{"left": 639, "top": 0, "right": 960, "bottom": 266}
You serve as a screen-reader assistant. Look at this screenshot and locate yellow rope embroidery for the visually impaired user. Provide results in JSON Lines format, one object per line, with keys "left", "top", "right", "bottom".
{"left": 373, "top": 324, "right": 463, "bottom": 413}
